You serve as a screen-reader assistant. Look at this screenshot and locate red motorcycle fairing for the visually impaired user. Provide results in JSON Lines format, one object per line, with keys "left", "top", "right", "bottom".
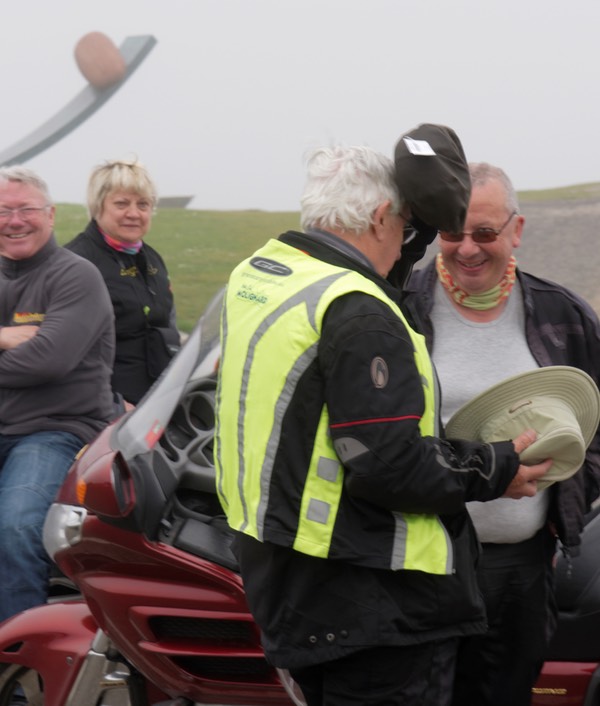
{"left": 533, "top": 662, "right": 600, "bottom": 705}
{"left": 0, "top": 601, "right": 96, "bottom": 706}
{"left": 53, "top": 513, "right": 292, "bottom": 705}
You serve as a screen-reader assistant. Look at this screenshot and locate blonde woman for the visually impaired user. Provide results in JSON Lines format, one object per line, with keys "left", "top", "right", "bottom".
{"left": 66, "top": 159, "right": 180, "bottom": 405}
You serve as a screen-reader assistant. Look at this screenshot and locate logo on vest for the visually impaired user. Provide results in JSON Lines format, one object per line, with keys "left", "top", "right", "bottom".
{"left": 249, "top": 257, "right": 292, "bottom": 276}
{"left": 370, "top": 356, "right": 389, "bottom": 389}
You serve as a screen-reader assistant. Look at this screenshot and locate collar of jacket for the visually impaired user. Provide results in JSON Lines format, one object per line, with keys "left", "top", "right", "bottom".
{"left": 279, "top": 230, "right": 404, "bottom": 306}
{"left": 0, "top": 233, "right": 58, "bottom": 279}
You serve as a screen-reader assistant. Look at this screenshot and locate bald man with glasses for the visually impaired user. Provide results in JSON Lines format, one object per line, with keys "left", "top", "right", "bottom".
{"left": 403, "top": 162, "right": 600, "bottom": 706}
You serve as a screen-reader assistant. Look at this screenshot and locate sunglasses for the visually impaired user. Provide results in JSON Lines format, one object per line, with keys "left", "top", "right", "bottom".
{"left": 438, "top": 211, "right": 517, "bottom": 244}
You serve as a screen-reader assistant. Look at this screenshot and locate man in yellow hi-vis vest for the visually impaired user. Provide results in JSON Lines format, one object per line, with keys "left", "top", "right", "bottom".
{"left": 215, "top": 126, "right": 552, "bottom": 706}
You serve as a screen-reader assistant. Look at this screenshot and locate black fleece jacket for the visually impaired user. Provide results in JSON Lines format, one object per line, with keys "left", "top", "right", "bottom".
{"left": 65, "top": 220, "right": 179, "bottom": 404}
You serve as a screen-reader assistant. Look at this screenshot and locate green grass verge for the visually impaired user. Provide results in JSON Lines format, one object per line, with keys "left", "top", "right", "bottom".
{"left": 54, "top": 206, "right": 301, "bottom": 332}
{"left": 518, "top": 182, "right": 600, "bottom": 202}
{"left": 54, "top": 181, "right": 600, "bottom": 331}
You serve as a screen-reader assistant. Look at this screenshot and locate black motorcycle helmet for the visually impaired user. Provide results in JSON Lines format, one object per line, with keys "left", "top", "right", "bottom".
{"left": 387, "top": 123, "right": 471, "bottom": 290}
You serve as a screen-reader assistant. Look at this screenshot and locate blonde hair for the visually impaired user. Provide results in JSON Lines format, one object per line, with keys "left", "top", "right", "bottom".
{"left": 87, "top": 159, "right": 158, "bottom": 218}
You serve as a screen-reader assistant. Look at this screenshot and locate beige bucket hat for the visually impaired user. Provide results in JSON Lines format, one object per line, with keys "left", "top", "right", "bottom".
{"left": 445, "top": 366, "right": 600, "bottom": 490}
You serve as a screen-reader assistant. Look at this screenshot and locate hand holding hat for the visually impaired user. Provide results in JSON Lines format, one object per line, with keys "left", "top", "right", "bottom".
{"left": 446, "top": 366, "right": 600, "bottom": 491}
{"left": 504, "top": 428, "right": 553, "bottom": 498}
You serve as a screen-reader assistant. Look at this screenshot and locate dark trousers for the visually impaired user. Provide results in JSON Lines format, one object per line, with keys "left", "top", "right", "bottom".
{"left": 290, "top": 639, "right": 458, "bottom": 706}
{"left": 451, "top": 528, "right": 556, "bottom": 706}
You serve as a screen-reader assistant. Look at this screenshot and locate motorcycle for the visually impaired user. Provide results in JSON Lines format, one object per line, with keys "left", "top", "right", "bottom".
{"left": 0, "top": 288, "right": 299, "bottom": 706}
{"left": 532, "top": 504, "right": 600, "bottom": 706}
{"left": 0, "top": 284, "right": 598, "bottom": 705}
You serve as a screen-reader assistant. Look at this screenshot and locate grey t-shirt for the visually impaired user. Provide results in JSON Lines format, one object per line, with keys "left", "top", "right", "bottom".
{"left": 431, "top": 281, "right": 549, "bottom": 543}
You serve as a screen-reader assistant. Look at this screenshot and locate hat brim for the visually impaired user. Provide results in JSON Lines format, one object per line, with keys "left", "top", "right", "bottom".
{"left": 445, "top": 366, "right": 600, "bottom": 488}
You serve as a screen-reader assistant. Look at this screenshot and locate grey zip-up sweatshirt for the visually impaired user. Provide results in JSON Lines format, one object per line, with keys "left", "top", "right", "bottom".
{"left": 0, "top": 235, "right": 115, "bottom": 444}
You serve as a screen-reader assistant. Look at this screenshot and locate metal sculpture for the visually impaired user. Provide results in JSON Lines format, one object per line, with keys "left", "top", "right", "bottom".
{"left": 0, "top": 34, "right": 157, "bottom": 167}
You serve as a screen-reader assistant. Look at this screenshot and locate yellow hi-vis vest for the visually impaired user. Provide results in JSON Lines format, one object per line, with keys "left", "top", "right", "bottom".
{"left": 215, "top": 238, "right": 452, "bottom": 575}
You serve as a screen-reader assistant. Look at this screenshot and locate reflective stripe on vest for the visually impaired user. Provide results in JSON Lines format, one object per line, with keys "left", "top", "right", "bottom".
{"left": 215, "top": 238, "right": 451, "bottom": 574}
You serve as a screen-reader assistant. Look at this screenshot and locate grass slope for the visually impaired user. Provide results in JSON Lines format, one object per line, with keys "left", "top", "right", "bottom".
{"left": 54, "top": 206, "right": 300, "bottom": 332}
{"left": 54, "top": 181, "right": 599, "bottom": 331}
{"left": 519, "top": 182, "right": 600, "bottom": 202}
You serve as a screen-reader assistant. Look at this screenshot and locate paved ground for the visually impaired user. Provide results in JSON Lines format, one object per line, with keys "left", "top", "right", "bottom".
{"left": 417, "top": 197, "right": 600, "bottom": 313}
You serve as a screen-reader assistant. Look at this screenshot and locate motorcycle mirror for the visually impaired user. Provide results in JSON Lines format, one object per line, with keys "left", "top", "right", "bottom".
{"left": 77, "top": 453, "right": 135, "bottom": 518}
{"left": 74, "top": 426, "right": 136, "bottom": 517}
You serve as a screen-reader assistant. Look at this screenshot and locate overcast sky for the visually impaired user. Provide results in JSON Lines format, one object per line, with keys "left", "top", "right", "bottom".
{"left": 3, "top": 0, "right": 600, "bottom": 211}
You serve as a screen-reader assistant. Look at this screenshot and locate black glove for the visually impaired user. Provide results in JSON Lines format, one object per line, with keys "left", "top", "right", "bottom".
{"left": 387, "top": 216, "right": 437, "bottom": 290}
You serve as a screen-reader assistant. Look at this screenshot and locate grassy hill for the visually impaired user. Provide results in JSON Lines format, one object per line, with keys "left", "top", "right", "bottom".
{"left": 518, "top": 181, "right": 600, "bottom": 202}
{"left": 54, "top": 181, "right": 600, "bottom": 331}
{"left": 54, "top": 207, "right": 301, "bottom": 332}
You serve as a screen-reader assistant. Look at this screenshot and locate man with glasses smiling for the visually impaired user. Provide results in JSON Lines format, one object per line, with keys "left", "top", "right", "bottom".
{"left": 403, "top": 162, "right": 600, "bottom": 706}
{"left": 0, "top": 166, "right": 115, "bottom": 625}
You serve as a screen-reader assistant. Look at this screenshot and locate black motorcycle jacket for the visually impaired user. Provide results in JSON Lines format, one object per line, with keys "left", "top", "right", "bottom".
{"left": 229, "top": 230, "right": 522, "bottom": 670}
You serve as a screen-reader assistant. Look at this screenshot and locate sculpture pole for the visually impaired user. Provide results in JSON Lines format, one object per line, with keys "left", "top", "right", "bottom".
{"left": 0, "top": 34, "right": 157, "bottom": 167}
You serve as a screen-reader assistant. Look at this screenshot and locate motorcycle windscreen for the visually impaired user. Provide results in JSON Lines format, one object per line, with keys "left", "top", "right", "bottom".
{"left": 113, "top": 287, "right": 224, "bottom": 461}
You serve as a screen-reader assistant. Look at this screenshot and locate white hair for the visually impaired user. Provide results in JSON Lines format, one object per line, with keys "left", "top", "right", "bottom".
{"left": 300, "top": 146, "right": 403, "bottom": 235}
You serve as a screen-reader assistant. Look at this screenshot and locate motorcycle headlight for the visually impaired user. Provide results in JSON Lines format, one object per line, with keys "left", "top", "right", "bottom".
{"left": 43, "top": 503, "right": 87, "bottom": 560}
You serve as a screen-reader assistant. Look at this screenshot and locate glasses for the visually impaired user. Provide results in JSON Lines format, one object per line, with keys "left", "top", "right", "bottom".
{"left": 403, "top": 224, "right": 419, "bottom": 245}
{"left": 439, "top": 210, "right": 517, "bottom": 243}
{"left": 0, "top": 206, "right": 50, "bottom": 223}
{"left": 399, "top": 214, "right": 418, "bottom": 246}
